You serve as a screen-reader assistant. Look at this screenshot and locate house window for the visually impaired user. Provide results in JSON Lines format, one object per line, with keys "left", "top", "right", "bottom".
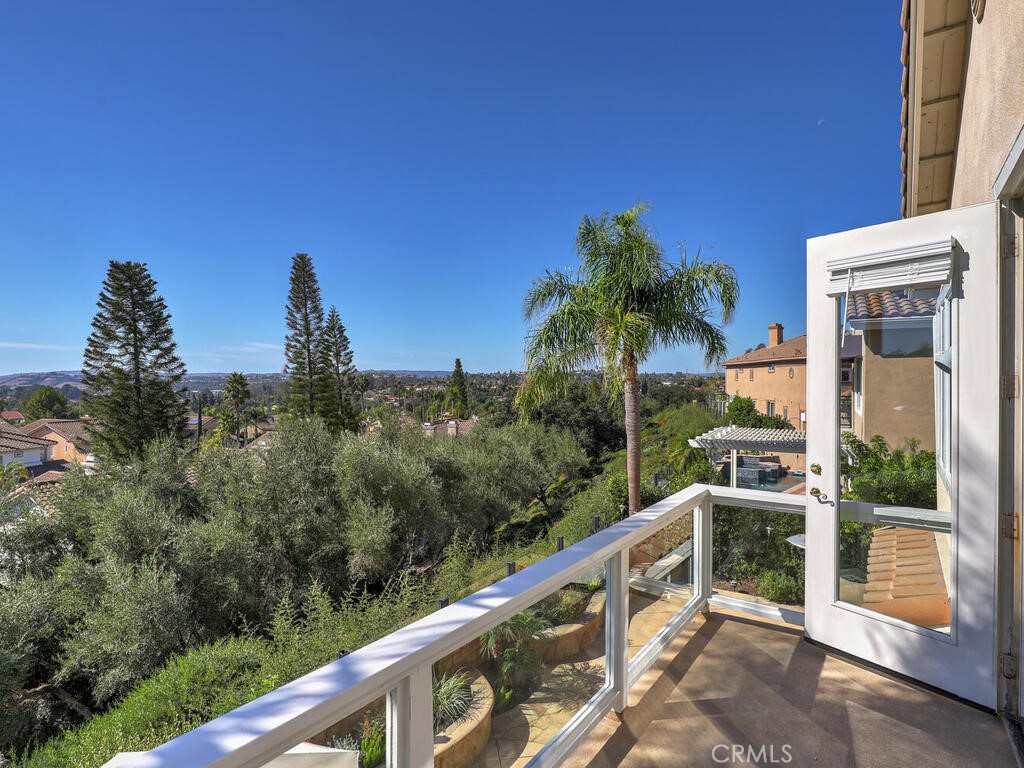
{"left": 768, "top": 364, "right": 775, "bottom": 373}
{"left": 749, "top": 369, "right": 754, "bottom": 381}
{"left": 734, "top": 369, "right": 739, "bottom": 381}
{"left": 766, "top": 401, "right": 775, "bottom": 417}
{"left": 933, "top": 284, "right": 953, "bottom": 488}
{"left": 783, "top": 406, "right": 788, "bottom": 422}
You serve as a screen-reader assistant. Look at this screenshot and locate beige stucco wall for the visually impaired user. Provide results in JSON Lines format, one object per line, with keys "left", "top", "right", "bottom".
{"left": 860, "top": 331, "right": 935, "bottom": 452}
{"left": 951, "top": 0, "right": 1024, "bottom": 205}
{"left": 725, "top": 360, "right": 807, "bottom": 429}
{"left": 42, "top": 431, "right": 88, "bottom": 463}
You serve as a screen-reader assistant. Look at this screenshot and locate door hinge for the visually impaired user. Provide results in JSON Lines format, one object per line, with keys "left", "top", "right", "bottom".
{"left": 1003, "top": 652, "right": 1019, "bottom": 680}
{"left": 1002, "top": 374, "right": 1020, "bottom": 399}
{"left": 1001, "top": 515, "right": 1018, "bottom": 540}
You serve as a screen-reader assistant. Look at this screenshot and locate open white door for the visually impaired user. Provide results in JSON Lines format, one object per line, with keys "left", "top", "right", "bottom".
{"left": 805, "top": 201, "right": 1001, "bottom": 708}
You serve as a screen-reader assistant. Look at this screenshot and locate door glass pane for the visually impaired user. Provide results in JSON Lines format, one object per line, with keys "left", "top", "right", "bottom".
{"left": 836, "top": 287, "right": 952, "bottom": 634}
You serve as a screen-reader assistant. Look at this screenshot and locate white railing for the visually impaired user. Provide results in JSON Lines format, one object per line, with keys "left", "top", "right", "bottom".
{"left": 104, "top": 484, "right": 805, "bottom": 768}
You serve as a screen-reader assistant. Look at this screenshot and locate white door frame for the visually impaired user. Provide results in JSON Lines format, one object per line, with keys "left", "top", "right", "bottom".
{"left": 805, "top": 201, "right": 1001, "bottom": 708}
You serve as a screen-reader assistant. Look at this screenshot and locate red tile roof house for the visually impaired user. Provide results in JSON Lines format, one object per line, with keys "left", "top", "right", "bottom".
{"left": 19, "top": 418, "right": 94, "bottom": 464}
{"left": 0, "top": 421, "right": 55, "bottom": 469}
{"left": 1, "top": 410, "right": 26, "bottom": 424}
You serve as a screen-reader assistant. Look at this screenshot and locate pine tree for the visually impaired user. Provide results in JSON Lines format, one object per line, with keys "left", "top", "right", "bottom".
{"left": 82, "top": 261, "right": 187, "bottom": 460}
{"left": 284, "top": 253, "right": 331, "bottom": 418}
{"left": 223, "top": 371, "right": 251, "bottom": 445}
{"left": 448, "top": 358, "right": 469, "bottom": 418}
{"left": 322, "top": 306, "right": 359, "bottom": 432}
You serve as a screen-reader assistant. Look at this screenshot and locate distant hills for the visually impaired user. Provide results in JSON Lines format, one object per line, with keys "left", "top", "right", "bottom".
{"left": 1, "top": 368, "right": 714, "bottom": 392}
{"left": 0, "top": 369, "right": 456, "bottom": 391}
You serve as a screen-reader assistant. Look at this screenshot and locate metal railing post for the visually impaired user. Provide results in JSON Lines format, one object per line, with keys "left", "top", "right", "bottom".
{"left": 606, "top": 549, "right": 629, "bottom": 713}
{"left": 695, "top": 503, "right": 714, "bottom": 614}
{"left": 386, "top": 666, "right": 433, "bottom": 768}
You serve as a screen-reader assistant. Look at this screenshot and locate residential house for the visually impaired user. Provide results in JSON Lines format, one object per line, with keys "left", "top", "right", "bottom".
{"left": 844, "top": 289, "right": 939, "bottom": 452}
{"left": 722, "top": 323, "right": 806, "bottom": 428}
{"left": 422, "top": 415, "right": 478, "bottom": 438}
{"left": 1, "top": 410, "right": 26, "bottom": 424}
{"left": 0, "top": 421, "right": 54, "bottom": 468}
{"left": 183, "top": 411, "right": 218, "bottom": 443}
{"left": 20, "top": 418, "right": 94, "bottom": 464}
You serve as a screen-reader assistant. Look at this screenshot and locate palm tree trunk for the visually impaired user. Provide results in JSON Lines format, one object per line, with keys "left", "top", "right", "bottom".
{"left": 623, "top": 353, "right": 642, "bottom": 514}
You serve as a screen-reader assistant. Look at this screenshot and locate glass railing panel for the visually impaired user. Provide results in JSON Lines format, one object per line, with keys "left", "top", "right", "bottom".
{"left": 627, "top": 509, "right": 699, "bottom": 660}
{"left": 446, "top": 561, "right": 608, "bottom": 768}
{"left": 711, "top": 504, "right": 805, "bottom": 612}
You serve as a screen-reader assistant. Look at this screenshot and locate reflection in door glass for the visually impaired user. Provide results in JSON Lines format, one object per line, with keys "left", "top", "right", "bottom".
{"left": 837, "top": 287, "right": 952, "bottom": 634}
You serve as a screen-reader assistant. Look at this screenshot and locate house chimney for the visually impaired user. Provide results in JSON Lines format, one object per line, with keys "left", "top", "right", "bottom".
{"left": 768, "top": 323, "right": 784, "bottom": 347}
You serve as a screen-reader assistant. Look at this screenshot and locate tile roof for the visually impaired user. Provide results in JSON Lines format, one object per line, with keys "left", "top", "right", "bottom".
{"left": 21, "top": 418, "right": 93, "bottom": 449}
{"left": 0, "top": 421, "right": 55, "bottom": 452}
{"left": 846, "top": 290, "right": 936, "bottom": 323}
{"left": 1, "top": 410, "right": 25, "bottom": 421}
{"left": 722, "top": 334, "right": 807, "bottom": 366}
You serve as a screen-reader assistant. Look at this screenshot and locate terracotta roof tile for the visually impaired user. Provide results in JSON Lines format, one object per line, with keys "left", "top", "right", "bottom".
{"left": 722, "top": 334, "right": 807, "bottom": 366}
{"left": 0, "top": 421, "right": 55, "bottom": 452}
{"left": 21, "top": 418, "right": 93, "bottom": 450}
{"left": 847, "top": 290, "right": 936, "bottom": 322}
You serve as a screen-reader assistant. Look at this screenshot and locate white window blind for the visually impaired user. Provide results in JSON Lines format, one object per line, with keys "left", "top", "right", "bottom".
{"left": 826, "top": 238, "right": 956, "bottom": 295}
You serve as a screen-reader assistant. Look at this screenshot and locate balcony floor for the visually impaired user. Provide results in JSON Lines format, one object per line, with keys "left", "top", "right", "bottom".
{"left": 565, "top": 611, "right": 1016, "bottom": 768}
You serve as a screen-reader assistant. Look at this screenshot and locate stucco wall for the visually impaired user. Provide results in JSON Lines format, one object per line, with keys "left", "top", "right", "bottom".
{"left": 38, "top": 430, "right": 87, "bottom": 463}
{"left": 861, "top": 331, "right": 935, "bottom": 452}
{"left": 951, "top": 0, "right": 1024, "bottom": 205}
{"left": 725, "top": 361, "right": 807, "bottom": 429}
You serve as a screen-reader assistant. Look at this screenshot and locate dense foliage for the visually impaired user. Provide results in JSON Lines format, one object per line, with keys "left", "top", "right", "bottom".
{"left": 0, "top": 418, "right": 586, "bottom": 761}
{"left": 20, "top": 387, "right": 72, "bottom": 421}
{"left": 725, "top": 396, "right": 791, "bottom": 429}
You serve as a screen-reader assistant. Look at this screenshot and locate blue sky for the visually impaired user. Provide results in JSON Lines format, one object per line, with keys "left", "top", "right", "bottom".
{"left": 0, "top": 2, "right": 902, "bottom": 375}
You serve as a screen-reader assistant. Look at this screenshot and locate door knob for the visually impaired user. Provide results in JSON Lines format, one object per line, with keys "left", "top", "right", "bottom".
{"left": 810, "top": 463, "right": 822, "bottom": 475}
{"left": 810, "top": 486, "right": 821, "bottom": 497}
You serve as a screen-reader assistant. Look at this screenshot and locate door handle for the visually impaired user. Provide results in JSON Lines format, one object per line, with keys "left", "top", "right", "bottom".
{"left": 809, "top": 487, "right": 834, "bottom": 507}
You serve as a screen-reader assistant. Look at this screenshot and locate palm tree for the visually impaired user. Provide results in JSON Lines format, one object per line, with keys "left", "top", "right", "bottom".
{"left": 518, "top": 203, "right": 738, "bottom": 514}
{"left": 222, "top": 372, "right": 251, "bottom": 446}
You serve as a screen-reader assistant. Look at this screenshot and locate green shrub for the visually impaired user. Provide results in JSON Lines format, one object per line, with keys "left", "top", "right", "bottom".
{"left": 757, "top": 570, "right": 804, "bottom": 604}
{"left": 432, "top": 670, "right": 475, "bottom": 732}
{"left": 21, "top": 637, "right": 266, "bottom": 768}
{"left": 538, "top": 587, "right": 592, "bottom": 625}
{"left": 480, "top": 609, "right": 551, "bottom": 711}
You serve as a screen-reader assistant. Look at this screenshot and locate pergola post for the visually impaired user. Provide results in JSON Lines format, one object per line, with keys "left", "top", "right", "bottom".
{"left": 730, "top": 448, "right": 738, "bottom": 488}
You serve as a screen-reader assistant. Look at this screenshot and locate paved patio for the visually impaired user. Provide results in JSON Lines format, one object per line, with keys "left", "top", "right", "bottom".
{"left": 565, "top": 612, "right": 1016, "bottom": 768}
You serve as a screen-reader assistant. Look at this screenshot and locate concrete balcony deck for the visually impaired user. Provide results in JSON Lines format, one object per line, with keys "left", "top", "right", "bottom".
{"left": 565, "top": 610, "right": 1015, "bottom": 768}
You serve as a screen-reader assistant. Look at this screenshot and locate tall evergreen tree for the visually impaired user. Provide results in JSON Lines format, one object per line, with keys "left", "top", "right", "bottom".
{"left": 82, "top": 261, "right": 188, "bottom": 460}
{"left": 223, "top": 372, "right": 251, "bottom": 445}
{"left": 448, "top": 358, "right": 469, "bottom": 418}
{"left": 283, "top": 253, "right": 331, "bottom": 418}
{"left": 322, "top": 306, "right": 359, "bottom": 432}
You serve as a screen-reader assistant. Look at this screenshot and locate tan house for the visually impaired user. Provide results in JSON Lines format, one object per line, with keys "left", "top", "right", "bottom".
{"left": 722, "top": 323, "right": 807, "bottom": 429}
{"left": 20, "top": 418, "right": 94, "bottom": 464}
{"left": 845, "top": 289, "right": 938, "bottom": 452}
